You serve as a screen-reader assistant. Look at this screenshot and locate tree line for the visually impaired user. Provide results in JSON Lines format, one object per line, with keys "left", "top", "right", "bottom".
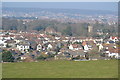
{"left": 2, "top": 18, "right": 117, "bottom": 37}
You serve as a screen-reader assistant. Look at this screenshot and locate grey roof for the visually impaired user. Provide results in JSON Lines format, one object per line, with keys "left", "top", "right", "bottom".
{"left": 67, "top": 50, "right": 85, "bottom": 56}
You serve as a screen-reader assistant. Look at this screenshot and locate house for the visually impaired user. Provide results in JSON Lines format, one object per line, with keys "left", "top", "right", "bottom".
{"left": 108, "top": 53, "right": 119, "bottom": 59}
{"left": 66, "top": 50, "right": 86, "bottom": 60}
{"left": 55, "top": 36, "right": 61, "bottom": 40}
{"left": 69, "top": 44, "right": 75, "bottom": 50}
{"left": 20, "top": 55, "right": 34, "bottom": 62}
{"left": 46, "top": 42, "right": 58, "bottom": 51}
{"left": 54, "top": 52, "right": 71, "bottom": 60}
{"left": 47, "top": 44, "right": 53, "bottom": 50}
{"left": 16, "top": 43, "right": 30, "bottom": 53}
{"left": 108, "top": 48, "right": 119, "bottom": 59}
{"left": 43, "top": 40, "right": 49, "bottom": 44}
{"left": 95, "top": 38, "right": 103, "bottom": 43}
{"left": 82, "top": 41, "right": 89, "bottom": 52}
{"left": 103, "top": 44, "right": 120, "bottom": 59}
{"left": 69, "top": 44, "right": 82, "bottom": 51}
{"left": 5, "top": 40, "right": 16, "bottom": 48}
{"left": 109, "top": 36, "right": 119, "bottom": 42}
{"left": 98, "top": 44, "right": 103, "bottom": 52}
{"left": 54, "top": 45, "right": 87, "bottom": 60}
{"left": 37, "top": 43, "right": 42, "bottom": 51}
{"left": 0, "top": 39, "right": 7, "bottom": 48}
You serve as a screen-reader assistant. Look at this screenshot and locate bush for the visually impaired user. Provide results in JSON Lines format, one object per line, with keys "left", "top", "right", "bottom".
{"left": 36, "top": 55, "right": 46, "bottom": 60}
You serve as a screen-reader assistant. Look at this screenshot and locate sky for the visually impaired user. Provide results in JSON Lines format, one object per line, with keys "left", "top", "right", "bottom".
{"left": 2, "top": 0, "right": 120, "bottom": 2}
{"left": 2, "top": 2, "right": 118, "bottom": 11}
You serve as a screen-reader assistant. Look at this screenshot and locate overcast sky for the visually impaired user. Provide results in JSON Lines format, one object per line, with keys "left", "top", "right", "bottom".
{"left": 2, "top": 0, "right": 120, "bottom": 2}
{"left": 2, "top": 2, "right": 118, "bottom": 11}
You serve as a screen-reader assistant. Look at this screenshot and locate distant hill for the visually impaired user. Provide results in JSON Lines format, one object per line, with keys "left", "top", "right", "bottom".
{"left": 2, "top": 7, "right": 117, "bottom": 16}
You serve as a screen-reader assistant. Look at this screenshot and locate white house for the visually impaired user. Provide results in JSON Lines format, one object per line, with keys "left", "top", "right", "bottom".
{"left": 17, "top": 43, "right": 30, "bottom": 53}
{"left": 0, "top": 39, "right": 7, "bottom": 47}
{"left": 0, "top": 35, "right": 15, "bottom": 40}
{"left": 84, "top": 45, "right": 89, "bottom": 51}
{"left": 69, "top": 44, "right": 74, "bottom": 50}
{"left": 37, "top": 44, "right": 42, "bottom": 51}
{"left": 69, "top": 44, "right": 82, "bottom": 51}
{"left": 98, "top": 44, "right": 103, "bottom": 52}
{"left": 55, "top": 37, "right": 60, "bottom": 40}
{"left": 47, "top": 44, "right": 53, "bottom": 49}
{"left": 21, "top": 56, "right": 27, "bottom": 60}
{"left": 104, "top": 47, "right": 119, "bottom": 59}
{"left": 108, "top": 53, "right": 119, "bottom": 59}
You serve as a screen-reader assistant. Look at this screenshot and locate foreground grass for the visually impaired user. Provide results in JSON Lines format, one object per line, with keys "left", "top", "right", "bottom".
{"left": 0, "top": 63, "right": 2, "bottom": 79}
{"left": 2, "top": 60, "right": 118, "bottom": 78}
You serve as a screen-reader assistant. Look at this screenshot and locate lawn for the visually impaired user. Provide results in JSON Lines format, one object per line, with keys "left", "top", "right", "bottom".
{"left": 2, "top": 60, "right": 118, "bottom": 78}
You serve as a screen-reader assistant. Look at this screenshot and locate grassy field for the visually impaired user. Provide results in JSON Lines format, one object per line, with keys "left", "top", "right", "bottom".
{"left": 2, "top": 60, "right": 118, "bottom": 78}
{"left": 0, "top": 63, "right": 2, "bottom": 79}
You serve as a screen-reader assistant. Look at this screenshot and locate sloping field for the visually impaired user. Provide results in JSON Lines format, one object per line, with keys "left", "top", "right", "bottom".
{"left": 2, "top": 60, "right": 118, "bottom": 78}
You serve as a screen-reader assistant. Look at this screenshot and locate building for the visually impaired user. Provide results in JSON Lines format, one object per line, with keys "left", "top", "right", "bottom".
{"left": 88, "top": 25, "right": 93, "bottom": 33}
{"left": 16, "top": 43, "right": 30, "bottom": 53}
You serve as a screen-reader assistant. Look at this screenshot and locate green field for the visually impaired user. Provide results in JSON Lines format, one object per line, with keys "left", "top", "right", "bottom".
{"left": 2, "top": 60, "right": 118, "bottom": 78}
{"left": 0, "top": 63, "right": 2, "bottom": 79}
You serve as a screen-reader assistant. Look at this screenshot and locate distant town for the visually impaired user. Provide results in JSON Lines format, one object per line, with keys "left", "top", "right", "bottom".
{"left": 0, "top": 7, "right": 119, "bottom": 62}
{"left": 3, "top": 7, "right": 117, "bottom": 24}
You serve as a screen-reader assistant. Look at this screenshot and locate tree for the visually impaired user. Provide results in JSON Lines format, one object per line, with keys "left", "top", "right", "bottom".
{"left": 2, "top": 50, "right": 14, "bottom": 62}
{"left": 85, "top": 52, "right": 89, "bottom": 60}
{"left": 63, "top": 26, "right": 72, "bottom": 36}
{"left": 0, "top": 53, "right": 2, "bottom": 62}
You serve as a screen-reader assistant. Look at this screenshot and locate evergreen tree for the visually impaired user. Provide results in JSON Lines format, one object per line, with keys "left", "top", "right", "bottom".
{"left": 2, "top": 50, "right": 14, "bottom": 62}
